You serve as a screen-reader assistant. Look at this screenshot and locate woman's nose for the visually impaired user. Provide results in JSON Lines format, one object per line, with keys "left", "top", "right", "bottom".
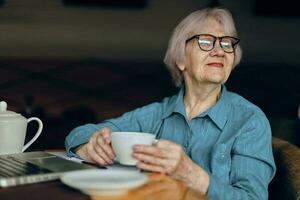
{"left": 210, "top": 41, "right": 225, "bottom": 56}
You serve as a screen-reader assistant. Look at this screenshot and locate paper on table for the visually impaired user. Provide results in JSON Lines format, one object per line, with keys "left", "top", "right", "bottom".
{"left": 47, "top": 151, "right": 84, "bottom": 163}
{"left": 47, "top": 151, "right": 140, "bottom": 172}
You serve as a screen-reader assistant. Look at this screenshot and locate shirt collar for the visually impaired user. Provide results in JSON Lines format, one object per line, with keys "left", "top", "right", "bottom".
{"left": 205, "top": 85, "right": 231, "bottom": 130}
{"left": 163, "top": 85, "right": 231, "bottom": 130}
{"left": 162, "top": 85, "right": 185, "bottom": 119}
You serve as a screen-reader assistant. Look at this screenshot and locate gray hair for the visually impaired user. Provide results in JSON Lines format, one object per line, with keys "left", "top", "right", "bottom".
{"left": 164, "top": 8, "right": 242, "bottom": 87}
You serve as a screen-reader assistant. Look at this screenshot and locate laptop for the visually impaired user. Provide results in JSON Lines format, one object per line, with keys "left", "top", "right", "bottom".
{"left": 0, "top": 151, "right": 100, "bottom": 187}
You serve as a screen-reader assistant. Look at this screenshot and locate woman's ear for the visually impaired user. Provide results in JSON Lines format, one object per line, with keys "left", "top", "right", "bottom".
{"left": 176, "top": 61, "right": 186, "bottom": 71}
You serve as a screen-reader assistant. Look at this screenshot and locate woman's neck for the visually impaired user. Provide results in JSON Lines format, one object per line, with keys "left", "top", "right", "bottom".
{"left": 183, "top": 82, "right": 221, "bottom": 121}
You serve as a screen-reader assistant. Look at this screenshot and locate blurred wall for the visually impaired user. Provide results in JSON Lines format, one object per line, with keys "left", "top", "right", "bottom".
{"left": 0, "top": 0, "right": 299, "bottom": 64}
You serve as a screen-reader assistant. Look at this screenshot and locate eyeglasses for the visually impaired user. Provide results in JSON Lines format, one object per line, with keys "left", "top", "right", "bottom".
{"left": 186, "top": 34, "right": 240, "bottom": 53}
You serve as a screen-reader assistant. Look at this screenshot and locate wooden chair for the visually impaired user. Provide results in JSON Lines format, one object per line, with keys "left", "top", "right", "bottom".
{"left": 269, "top": 137, "right": 300, "bottom": 200}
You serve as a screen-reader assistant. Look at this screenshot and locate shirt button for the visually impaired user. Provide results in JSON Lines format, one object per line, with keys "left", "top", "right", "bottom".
{"left": 184, "top": 144, "right": 188, "bottom": 150}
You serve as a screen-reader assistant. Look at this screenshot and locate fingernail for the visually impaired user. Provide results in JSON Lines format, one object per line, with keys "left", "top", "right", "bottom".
{"left": 136, "top": 162, "right": 141, "bottom": 168}
{"left": 104, "top": 137, "right": 110, "bottom": 144}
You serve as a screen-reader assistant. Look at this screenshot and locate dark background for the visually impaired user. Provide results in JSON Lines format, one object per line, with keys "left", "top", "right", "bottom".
{"left": 0, "top": 0, "right": 299, "bottom": 150}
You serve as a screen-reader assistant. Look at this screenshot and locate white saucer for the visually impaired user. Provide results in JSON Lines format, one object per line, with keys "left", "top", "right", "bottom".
{"left": 60, "top": 169, "right": 148, "bottom": 196}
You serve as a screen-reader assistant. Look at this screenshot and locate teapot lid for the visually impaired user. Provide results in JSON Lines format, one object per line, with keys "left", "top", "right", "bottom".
{"left": 0, "top": 101, "right": 21, "bottom": 117}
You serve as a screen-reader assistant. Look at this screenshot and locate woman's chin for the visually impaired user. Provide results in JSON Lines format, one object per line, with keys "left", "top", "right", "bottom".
{"left": 205, "top": 75, "right": 227, "bottom": 85}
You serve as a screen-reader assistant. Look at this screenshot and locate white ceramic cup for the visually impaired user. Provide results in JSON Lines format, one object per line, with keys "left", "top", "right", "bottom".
{"left": 111, "top": 132, "right": 156, "bottom": 166}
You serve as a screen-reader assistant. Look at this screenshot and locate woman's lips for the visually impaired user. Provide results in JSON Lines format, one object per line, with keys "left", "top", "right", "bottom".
{"left": 207, "top": 62, "right": 224, "bottom": 68}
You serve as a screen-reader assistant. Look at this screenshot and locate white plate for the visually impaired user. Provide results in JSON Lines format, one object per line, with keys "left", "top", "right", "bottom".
{"left": 60, "top": 169, "right": 148, "bottom": 196}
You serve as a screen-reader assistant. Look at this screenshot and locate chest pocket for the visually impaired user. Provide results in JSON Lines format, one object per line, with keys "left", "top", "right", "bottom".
{"left": 211, "top": 143, "right": 231, "bottom": 184}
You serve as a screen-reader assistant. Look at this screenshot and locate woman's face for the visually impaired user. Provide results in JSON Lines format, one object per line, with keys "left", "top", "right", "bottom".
{"left": 180, "top": 18, "right": 235, "bottom": 86}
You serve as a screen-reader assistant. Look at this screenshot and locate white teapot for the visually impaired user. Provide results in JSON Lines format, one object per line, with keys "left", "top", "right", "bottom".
{"left": 0, "top": 101, "right": 43, "bottom": 155}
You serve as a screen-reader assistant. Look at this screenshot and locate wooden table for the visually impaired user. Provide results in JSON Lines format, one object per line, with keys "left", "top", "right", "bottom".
{"left": 0, "top": 173, "right": 207, "bottom": 200}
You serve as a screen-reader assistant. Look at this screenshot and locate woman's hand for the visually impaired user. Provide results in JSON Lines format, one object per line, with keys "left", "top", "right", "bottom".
{"left": 75, "top": 128, "right": 116, "bottom": 165}
{"left": 133, "top": 140, "right": 209, "bottom": 194}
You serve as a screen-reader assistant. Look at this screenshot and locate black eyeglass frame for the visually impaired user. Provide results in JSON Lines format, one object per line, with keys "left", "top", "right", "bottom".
{"left": 186, "top": 34, "right": 240, "bottom": 53}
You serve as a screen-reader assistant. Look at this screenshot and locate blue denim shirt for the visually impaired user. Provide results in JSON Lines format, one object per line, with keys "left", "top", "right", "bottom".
{"left": 65, "top": 85, "right": 276, "bottom": 200}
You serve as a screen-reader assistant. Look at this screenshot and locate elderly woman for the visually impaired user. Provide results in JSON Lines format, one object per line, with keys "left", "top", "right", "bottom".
{"left": 65, "top": 8, "right": 275, "bottom": 199}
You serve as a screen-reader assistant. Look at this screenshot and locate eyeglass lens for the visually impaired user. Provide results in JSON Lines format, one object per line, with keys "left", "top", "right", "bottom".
{"left": 198, "top": 35, "right": 235, "bottom": 53}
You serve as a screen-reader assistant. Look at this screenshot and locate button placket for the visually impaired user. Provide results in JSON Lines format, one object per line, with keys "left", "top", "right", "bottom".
{"left": 218, "top": 144, "right": 227, "bottom": 161}
{"left": 184, "top": 128, "right": 192, "bottom": 154}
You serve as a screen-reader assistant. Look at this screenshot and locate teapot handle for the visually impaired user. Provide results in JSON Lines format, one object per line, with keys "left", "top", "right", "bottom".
{"left": 22, "top": 117, "right": 43, "bottom": 152}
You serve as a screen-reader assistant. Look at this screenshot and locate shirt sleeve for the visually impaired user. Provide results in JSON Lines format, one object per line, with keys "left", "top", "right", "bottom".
{"left": 65, "top": 101, "right": 165, "bottom": 157}
{"left": 207, "top": 114, "right": 276, "bottom": 200}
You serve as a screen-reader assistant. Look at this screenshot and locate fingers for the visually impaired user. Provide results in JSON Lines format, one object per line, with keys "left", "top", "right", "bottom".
{"left": 133, "top": 144, "right": 167, "bottom": 159}
{"left": 133, "top": 140, "right": 178, "bottom": 159}
{"left": 133, "top": 140, "right": 184, "bottom": 174}
{"left": 137, "top": 161, "right": 165, "bottom": 173}
{"left": 133, "top": 152, "right": 169, "bottom": 167}
{"left": 101, "top": 128, "right": 113, "bottom": 145}
{"left": 81, "top": 128, "right": 116, "bottom": 166}
{"left": 86, "top": 140, "right": 109, "bottom": 165}
{"left": 91, "top": 133, "right": 114, "bottom": 165}
{"left": 96, "top": 132, "right": 116, "bottom": 159}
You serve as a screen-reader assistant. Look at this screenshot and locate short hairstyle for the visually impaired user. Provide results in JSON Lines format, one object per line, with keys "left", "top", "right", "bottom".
{"left": 164, "top": 8, "right": 242, "bottom": 87}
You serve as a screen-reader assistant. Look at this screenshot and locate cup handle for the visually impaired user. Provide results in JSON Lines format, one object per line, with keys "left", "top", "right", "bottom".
{"left": 22, "top": 117, "right": 43, "bottom": 152}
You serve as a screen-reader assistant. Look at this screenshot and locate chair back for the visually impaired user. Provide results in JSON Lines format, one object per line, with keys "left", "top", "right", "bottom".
{"left": 269, "top": 137, "right": 300, "bottom": 199}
